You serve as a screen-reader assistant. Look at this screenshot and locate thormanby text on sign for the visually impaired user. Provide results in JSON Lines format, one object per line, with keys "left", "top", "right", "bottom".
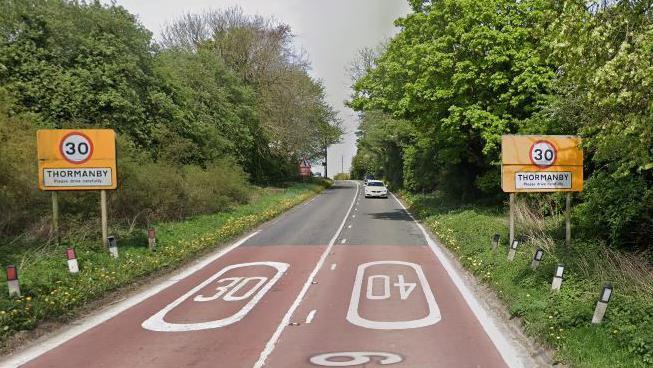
{"left": 501, "top": 135, "right": 583, "bottom": 193}
{"left": 37, "top": 129, "right": 117, "bottom": 191}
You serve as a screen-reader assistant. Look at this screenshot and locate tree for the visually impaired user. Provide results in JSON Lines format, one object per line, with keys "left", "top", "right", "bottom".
{"left": 350, "top": 0, "right": 555, "bottom": 196}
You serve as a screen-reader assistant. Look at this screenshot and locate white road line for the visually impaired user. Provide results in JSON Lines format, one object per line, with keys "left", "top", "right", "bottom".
{"left": 253, "top": 181, "right": 360, "bottom": 368}
{"left": 2, "top": 230, "right": 261, "bottom": 368}
{"left": 347, "top": 225, "right": 352, "bottom": 229}
{"left": 352, "top": 215, "right": 356, "bottom": 218}
{"left": 340, "top": 239, "right": 347, "bottom": 244}
{"left": 390, "top": 192, "right": 525, "bottom": 368}
{"left": 330, "top": 264, "right": 337, "bottom": 271}
{"left": 305, "top": 310, "right": 317, "bottom": 324}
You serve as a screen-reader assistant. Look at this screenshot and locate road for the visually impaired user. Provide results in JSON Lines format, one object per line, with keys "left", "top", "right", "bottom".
{"left": 6, "top": 181, "right": 528, "bottom": 368}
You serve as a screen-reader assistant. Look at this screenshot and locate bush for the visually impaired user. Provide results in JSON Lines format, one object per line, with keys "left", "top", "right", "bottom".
{"left": 575, "top": 171, "right": 653, "bottom": 248}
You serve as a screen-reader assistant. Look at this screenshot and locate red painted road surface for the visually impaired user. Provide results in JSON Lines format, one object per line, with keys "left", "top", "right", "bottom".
{"left": 20, "top": 246, "right": 327, "bottom": 368}
{"left": 265, "top": 246, "right": 506, "bottom": 367}
{"left": 8, "top": 181, "right": 518, "bottom": 368}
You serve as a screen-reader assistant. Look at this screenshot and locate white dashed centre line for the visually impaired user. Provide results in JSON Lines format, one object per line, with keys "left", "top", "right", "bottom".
{"left": 305, "top": 310, "right": 317, "bottom": 324}
{"left": 330, "top": 264, "right": 337, "bottom": 271}
{"left": 340, "top": 239, "right": 347, "bottom": 244}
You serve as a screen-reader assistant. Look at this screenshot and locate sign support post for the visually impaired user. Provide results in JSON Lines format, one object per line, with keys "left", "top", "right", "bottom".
{"left": 101, "top": 190, "right": 108, "bottom": 247}
{"left": 509, "top": 193, "right": 515, "bottom": 246}
{"left": 565, "top": 192, "right": 572, "bottom": 246}
{"left": 51, "top": 191, "right": 59, "bottom": 245}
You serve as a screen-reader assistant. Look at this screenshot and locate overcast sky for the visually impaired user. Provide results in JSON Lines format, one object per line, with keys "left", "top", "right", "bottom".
{"left": 111, "top": 0, "right": 410, "bottom": 176}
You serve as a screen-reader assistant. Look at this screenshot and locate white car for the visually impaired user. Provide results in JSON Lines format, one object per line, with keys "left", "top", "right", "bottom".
{"left": 364, "top": 180, "right": 388, "bottom": 198}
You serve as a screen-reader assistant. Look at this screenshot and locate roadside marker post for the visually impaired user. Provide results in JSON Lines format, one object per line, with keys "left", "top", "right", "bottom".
{"left": 531, "top": 248, "right": 544, "bottom": 270}
{"left": 551, "top": 264, "right": 564, "bottom": 291}
{"left": 491, "top": 234, "right": 500, "bottom": 251}
{"left": 6, "top": 265, "right": 20, "bottom": 297}
{"left": 147, "top": 228, "right": 156, "bottom": 250}
{"left": 66, "top": 248, "right": 79, "bottom": 274}
{"left": 107, "top": 236, "right": 118, "bottom": 258}
{"left": 592, "top": 283, "right": 613, "bottom": 324}
{"left": 507, "top": 239, "right": 519, "bottom": 261}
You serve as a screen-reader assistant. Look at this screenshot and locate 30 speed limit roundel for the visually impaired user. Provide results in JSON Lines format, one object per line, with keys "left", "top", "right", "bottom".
{"left": 59, "top": 132, "right": 94, "bottom": 164}
{"left": 529, "top": 140, "right": 557, "bottom": 168}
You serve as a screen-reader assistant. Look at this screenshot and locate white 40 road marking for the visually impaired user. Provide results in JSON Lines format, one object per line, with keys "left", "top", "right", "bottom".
{"left": 310, "top": 352, "right": 402, "bottom": 366}
{"left": 142, "top": 262, "right": 288, "bottom": 332}
{"left": 366, "top": 274, "right": 416, "bottom": 300}
{"left": 347, "top": 261, "right": 441, "bottom": 330}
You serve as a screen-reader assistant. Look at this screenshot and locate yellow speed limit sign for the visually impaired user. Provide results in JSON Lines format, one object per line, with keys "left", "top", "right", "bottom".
{"left": 501, "top": 135, "right": 583, "bottom": 193}
{"left": 37, "top": 129, "right": 117, "bottom": 191}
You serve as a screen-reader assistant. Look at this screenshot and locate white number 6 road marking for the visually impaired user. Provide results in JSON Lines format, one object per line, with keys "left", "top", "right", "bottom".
{"left": 310, "top": 352, "right": 402, "bottom": 366}
{"left": 347, "top": 261, "right": 441, "bottom": 330}
{"left": 142, "top": 262, "right": 288, "bottom": 332}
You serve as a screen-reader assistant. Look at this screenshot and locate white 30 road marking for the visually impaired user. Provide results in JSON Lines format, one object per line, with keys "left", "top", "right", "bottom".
{"left": 142, "top": 262, "right": 288, "bottom": 332}
{"left": 310, "top": 352, "right": 402, "bottom": 366}
{"left": 347, "top": 261, "right": 441, "bottom": 330}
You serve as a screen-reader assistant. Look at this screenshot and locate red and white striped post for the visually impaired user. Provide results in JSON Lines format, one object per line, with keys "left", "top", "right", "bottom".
{"left": 147, "top": 228, "right": 156, "bottom": 250}
{"left": 66, "top": 248, "right": 79, "bottom": 274}
{"left": 6, "top": 265, "right": 20, "bottom": 297}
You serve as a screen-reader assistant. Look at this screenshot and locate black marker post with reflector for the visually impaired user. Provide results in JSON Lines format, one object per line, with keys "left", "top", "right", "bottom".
{"left": 66, "top": 248, "right": 79, "bottom": 274}
{"left": 592, "top": 282, "right": 613, "bottom": 324}
{"left": 107, "top": 236, "right": 118, "bottom": 258}
{"left": 531, "top": 248, "right": 544, "bottom": 269}
{"left": 551, "top": 264, "right": 564, "bottom": 291}
{"left": 6, "top": 265, "right": 20, "bottom": 297}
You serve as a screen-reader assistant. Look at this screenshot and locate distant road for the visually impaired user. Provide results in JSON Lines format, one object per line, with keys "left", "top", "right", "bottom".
{"left": 7, "top": 181, "right": 525, "bottom": 368}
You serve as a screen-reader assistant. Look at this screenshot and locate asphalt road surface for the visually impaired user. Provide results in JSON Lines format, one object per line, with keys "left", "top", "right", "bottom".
{"left": 6, "top": 181, "right": 528, "bottom": 368}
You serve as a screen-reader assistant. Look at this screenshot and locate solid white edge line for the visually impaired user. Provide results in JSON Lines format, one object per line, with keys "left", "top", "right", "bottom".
{"left": 1, "top": 230, "right": 261, "bottom": 368}
{"left": 305, "top": 310, "right": 317, "bottom": 324}
{"left": 390, "top": 192, "right": 524, "bottom": 368}
{"left": 253, "top": 180, "right": 360, "bottom": 368}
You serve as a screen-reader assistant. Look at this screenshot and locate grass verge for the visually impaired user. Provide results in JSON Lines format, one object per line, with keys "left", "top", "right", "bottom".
{"left": 401, "top": 191, "right": 653, "bottom": 368}
{"left": 0, "top": 182, "right": 329, "bottom": 349}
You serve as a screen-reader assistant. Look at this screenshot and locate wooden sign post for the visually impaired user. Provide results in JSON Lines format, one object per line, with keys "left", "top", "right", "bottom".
{"left": 501, "top": 135, "right": 583, "bottom": 246}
